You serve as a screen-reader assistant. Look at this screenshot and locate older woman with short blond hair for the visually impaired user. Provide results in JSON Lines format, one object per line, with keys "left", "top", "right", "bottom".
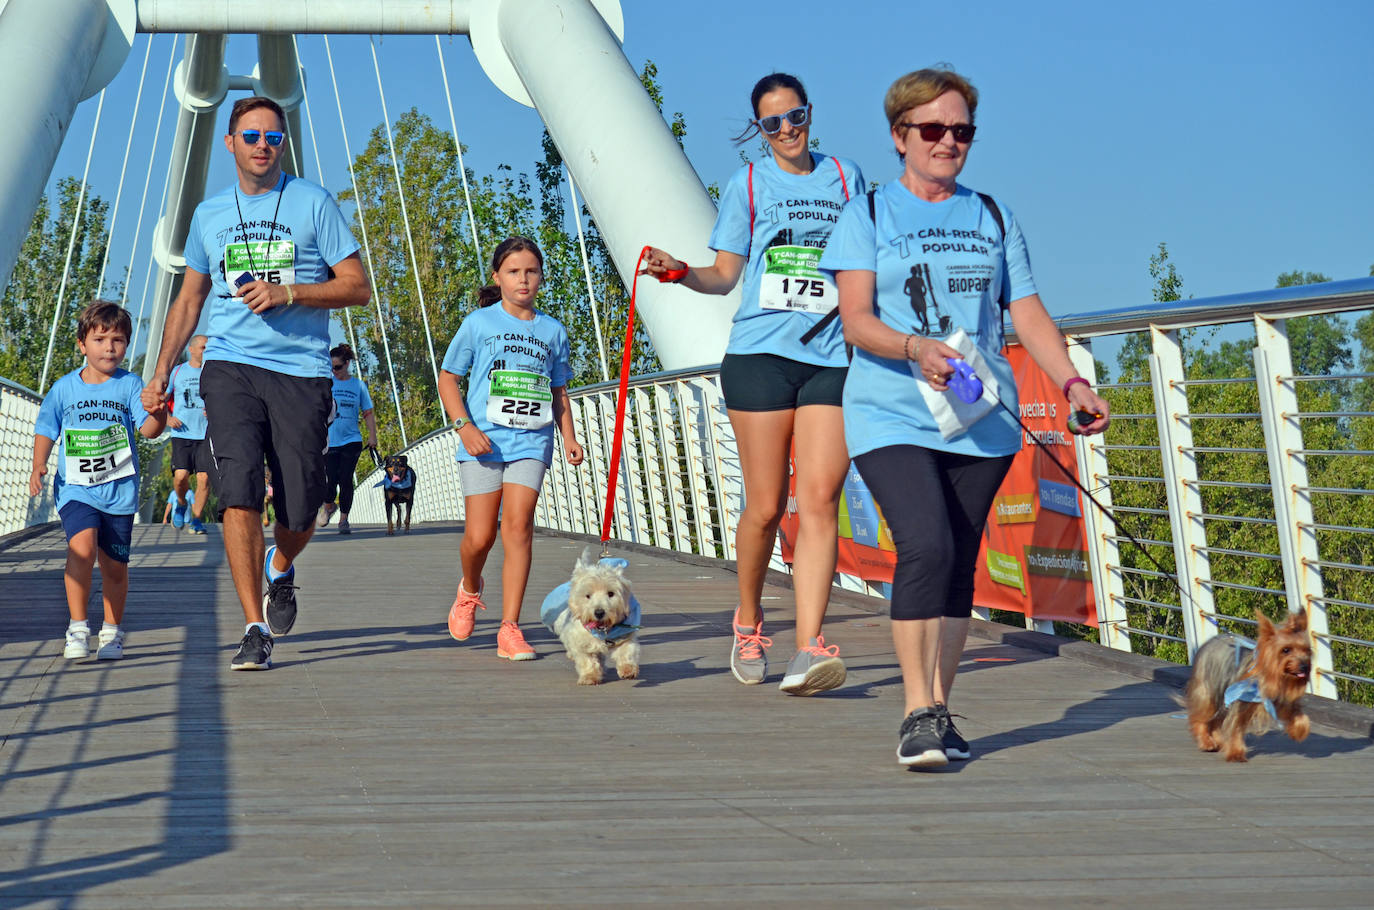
{"left": 821, "top": 67, "right": 1110, "bottom": 768}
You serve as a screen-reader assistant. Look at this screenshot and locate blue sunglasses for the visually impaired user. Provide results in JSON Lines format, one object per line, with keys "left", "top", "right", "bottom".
{"left": 233, "top": 129, "right": 285, "bottom": 147}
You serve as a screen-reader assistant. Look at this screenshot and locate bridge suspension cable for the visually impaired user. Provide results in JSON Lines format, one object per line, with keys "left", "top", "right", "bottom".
{"left": 98, "top": 34, "right": 154, "bottom": 296}
{"left": 566, "top": 165, "right": 609, "bottom": 382}
{"left": 434, "top": 36, "right": 484, "bottom": 276}
{"left": 292, "top": 35, "right": 362, "bottom": 365}
{"left": 39, "top": 89, "right": 105, "bottom": 394}
{"left": 369, "top": 35, "right": 444, "bottom": 425}
{"left": 324, "top": 35, "right": 408, "bottom": 446}
{"left": 126, "top": 35, "right": 181, "bottom": 367}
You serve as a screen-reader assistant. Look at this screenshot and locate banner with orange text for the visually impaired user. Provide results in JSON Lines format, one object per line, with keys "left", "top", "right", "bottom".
{"left": 776, "top": 345, "right": 1096, "bottom": 623}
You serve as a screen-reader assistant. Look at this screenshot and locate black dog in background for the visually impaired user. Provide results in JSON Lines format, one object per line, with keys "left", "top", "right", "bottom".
{"left": 380, "top": 455, "right": 418, "bottom": 535}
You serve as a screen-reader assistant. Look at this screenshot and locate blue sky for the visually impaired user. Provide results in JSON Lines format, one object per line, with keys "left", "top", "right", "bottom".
{"left": 40, "top": 0, "right": 1374, "bottom": 332}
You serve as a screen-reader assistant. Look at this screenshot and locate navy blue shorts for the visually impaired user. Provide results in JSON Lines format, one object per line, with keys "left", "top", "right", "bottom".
{"left": 59, "top": 500, "right": 134, "bottom": 564}
{"left": 719, "top": 353, "right": 846, "bottom": 411}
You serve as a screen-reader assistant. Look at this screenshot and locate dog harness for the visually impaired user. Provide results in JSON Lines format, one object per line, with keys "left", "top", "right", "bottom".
{"left": 1218, "top": 636, "right": 1278, "bottom": 720}
{"left": 540, "top": 557, "right": 642, "bottom": 645}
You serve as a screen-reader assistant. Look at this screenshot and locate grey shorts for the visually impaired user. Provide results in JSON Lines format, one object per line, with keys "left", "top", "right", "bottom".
{"left": 458, "top": 458, "right": 548, "bottom": 496}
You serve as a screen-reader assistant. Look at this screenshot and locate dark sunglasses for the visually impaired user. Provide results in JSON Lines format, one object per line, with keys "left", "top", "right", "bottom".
{"left": 901, "top": 122, "right": 976, "bottom": 144}
{"left": 331, "top": 362, "right": 347, "bottom": 371}
{"left": 757, "top": 105, "right": 810, "bottom": 135}
{"left": 234, "top": 129, "right": 285, "bottom": 147}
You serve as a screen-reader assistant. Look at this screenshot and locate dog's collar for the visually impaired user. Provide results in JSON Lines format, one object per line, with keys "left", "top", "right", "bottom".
{"left": 1223, "top": 678, "right": 1278, "bottom": 720}
{"left": 583, "top": 620, "right": 640, "bottom": 645}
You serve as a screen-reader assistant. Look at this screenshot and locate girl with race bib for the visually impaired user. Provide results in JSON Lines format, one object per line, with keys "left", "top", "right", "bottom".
{"left": 641, "top": 73, "right": 865, "bottom": 695}
{"left": 439, "top": 236, "right": 585, "bottom": 661}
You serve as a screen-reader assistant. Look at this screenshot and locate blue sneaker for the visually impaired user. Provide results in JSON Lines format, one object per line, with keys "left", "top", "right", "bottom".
{"left": 188, "top": 517, "right": 207, "bottom": 535}
{"left": 171, "top": 498, "right": 189, "bottom": 529}
{"left": 263, "top": 545, "right": 298, "bottom": 636}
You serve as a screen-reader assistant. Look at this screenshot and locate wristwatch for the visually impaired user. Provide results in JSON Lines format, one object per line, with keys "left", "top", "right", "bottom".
{"left": 453, "top": 417, "right": 470, "bottom": 431}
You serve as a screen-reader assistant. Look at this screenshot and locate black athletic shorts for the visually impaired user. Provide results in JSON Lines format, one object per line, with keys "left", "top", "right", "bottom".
{"left": 201, "top": 360, "right": 332, "bottom": 533}
{"left": 718, "top": 352, "right": 846, "bottom": 411}
{"left": 170, "top": 437, "right": 212, "bottom": 475}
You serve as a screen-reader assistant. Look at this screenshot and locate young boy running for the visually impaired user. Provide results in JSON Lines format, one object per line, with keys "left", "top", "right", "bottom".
{"left": 30, "top": 301, "right": 168, "bottom": 660}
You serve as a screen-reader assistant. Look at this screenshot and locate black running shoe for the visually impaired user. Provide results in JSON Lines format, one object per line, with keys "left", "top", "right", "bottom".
{"left": 264, "top": 579, "right": 299, "bottom": 636}
{"left": 230, "top": 627, "right": 274, "bottom": 670}
{"left": 936, "top": 703, "right": 971, "bottom": 760}
{"left": 897, "top": 707, "right": 949, "bottom": 768}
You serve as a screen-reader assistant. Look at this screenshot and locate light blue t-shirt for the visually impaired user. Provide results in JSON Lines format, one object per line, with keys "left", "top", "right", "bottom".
{"left": 34, "top": 368, "right": 151, "bottom": 515}
{"left": 441, "top": 304, "right": 573, "bottom": 465}
{"left": 327, "top": 375, "right": 373, "bottom": 448}
{"left": 819, "top": 182, "right": 1037, "bottom": 459}
{"left": 709, "top": 152, "right": 865, "bottom": 366}
{"left": 183, "top": 173, "right": 361, "bottom": 379}
{"left": 167, "top": 361, "right": 208, "bottom": 440}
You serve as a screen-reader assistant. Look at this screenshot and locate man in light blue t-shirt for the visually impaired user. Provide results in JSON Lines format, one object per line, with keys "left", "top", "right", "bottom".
{"left": 142, "top": 95, "right": 370, "bottom": 672}
{"left": 165, "top": 334, "right": 212, "bottom": 534}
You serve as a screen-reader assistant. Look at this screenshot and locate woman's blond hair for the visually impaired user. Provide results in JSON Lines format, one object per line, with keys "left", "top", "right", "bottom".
{"left": 884, "top": 67, "right": 978, "bottom": 129}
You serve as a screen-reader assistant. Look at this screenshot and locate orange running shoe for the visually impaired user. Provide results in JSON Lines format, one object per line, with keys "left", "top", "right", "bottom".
{"left": 447, "top": 579, "right": 486, "bottom": 641}
{"left": 496, "top": 621, "right": 535, "bottom": 661}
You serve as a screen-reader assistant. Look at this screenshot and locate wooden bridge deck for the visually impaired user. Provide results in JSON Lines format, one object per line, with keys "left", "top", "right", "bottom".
{"left": 2, "top": 521, "right": 1372, "bottom": 908}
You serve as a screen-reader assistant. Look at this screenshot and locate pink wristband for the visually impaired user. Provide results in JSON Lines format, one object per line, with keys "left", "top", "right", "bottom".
{"left": 1063, "top": 376, "right": 1090, "bottom": 398}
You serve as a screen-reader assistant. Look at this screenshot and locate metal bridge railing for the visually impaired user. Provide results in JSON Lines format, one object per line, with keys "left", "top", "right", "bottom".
{"left": 0, "top": 377, "right": 57, "bottom": 535}
{"left": 6, "top": 279, "right": 1374, "bottom": 705}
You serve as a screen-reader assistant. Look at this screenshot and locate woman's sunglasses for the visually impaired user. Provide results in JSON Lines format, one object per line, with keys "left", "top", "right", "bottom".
{"left": 331, "top": 362, "right": 347, "bottom": 371}
{"left": 900, "top": 122, "right": 976, "bottom": 144}
{"left": 233, "top": 129, "right": 285, "bottom": 147}
{"left": 757, "top": 105, "right": 810, "bottom": 135}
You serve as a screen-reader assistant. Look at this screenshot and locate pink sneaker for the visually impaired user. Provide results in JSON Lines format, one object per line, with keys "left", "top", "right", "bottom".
{"left": 496, "top": 621, "right": 535, "bottom": 661}
{"left": 448, "top": 579, "right": 486, "bottom": 641}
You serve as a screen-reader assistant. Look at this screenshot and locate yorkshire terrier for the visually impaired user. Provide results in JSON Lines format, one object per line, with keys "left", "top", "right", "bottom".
{"left": 1184, "top": 609, "right": 1312, "bottom": 762}
{"left": 540, "top": 549, "right": 641, "bottom": 685}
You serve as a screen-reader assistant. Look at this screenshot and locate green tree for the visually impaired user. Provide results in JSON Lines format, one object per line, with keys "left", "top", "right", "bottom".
{"left": 0, "top": 178, "right": 117, "bottom": 391}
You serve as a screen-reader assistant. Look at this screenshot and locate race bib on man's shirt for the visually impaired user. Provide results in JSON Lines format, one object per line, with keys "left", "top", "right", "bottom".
{"left": 486, "top": 370, "right": 553, "bottom": 429}
{"left": 225, "top": 240, "right": 296, "bottom": 286}
{"left": 758, "top": 246, "right": 837, "bottom": 315}
{"left": 63, "top": 425, "right": 135, "bottom": 486}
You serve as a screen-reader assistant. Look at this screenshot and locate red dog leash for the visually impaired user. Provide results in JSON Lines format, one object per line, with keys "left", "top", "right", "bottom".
{"left": 599, "top": 246, "right": 652, "bottom": 546}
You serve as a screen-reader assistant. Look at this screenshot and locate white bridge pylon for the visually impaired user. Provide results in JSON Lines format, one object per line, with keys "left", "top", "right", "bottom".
{"left": 0, "top": 0, "right": 737, "bottom": 378}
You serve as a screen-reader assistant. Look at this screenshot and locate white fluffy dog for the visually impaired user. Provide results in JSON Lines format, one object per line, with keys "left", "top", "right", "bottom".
{"left": 540, "top": 550, "right": 641, "bottom": 685}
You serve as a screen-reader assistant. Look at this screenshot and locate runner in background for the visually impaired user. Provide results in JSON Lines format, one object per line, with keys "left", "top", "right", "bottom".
{"left": 318, "top": 343, "right": 377, "bottom": 535}
{"left": 641, "top": 73, "right": 864, "bottom": 695}
{"left": 166, "top": 334, "right": 212, "bottom": 534}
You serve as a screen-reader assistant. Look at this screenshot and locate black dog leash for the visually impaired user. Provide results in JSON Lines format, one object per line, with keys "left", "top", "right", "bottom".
{"left": 989, "top": 395, "right": 1193, "bottom": 606}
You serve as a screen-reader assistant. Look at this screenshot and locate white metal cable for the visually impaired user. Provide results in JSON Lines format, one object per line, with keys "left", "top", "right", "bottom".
{"left": 40, "top": 89, "right": 106, "bottom": 394}
{"left": 324, "top": 35, "right": 408, "bottom": 445}
{"left": 566, "top": 165, "right": 610, "bottom": 382}
{"left": 369, "top": 36, "right": 444, "bottom": 423}
{"left": 98, "top": 33, "right": 154, "bottom": 295}
{"left": 292, "top": 35, "right": 361, "bottom": 367}
{"left": 434, "top": 36, "right": 483, "bottom": 269}
{"left": 124, "top": 34, "right": 180, "bottom": 365}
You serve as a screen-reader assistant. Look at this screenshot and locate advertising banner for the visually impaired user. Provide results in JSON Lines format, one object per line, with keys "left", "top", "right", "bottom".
{"left": 776, "top": 345, "right": 1097, "bottom": 623}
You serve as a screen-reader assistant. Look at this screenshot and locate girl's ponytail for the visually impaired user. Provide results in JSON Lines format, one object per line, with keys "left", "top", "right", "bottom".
{"left": 477, "top": 284, "right": 502, "bottom": 308}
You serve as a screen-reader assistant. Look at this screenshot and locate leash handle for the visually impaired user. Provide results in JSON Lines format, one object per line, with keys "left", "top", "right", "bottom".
{"left": 600, "top": 246, "right": 649, "bottom": 544}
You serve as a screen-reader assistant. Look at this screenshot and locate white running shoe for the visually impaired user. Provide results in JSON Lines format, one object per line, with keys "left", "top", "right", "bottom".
{"left": 97, "top": 627, "right": 125, "bottom": 660}
{"left": 64, "top": 626, "right": 90, "bottom": 659}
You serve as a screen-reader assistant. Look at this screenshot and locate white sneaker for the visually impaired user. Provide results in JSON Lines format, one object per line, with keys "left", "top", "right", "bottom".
{"left": 97, "top": 627, "right": 125, "bottom": 660}
{"left": 64, "top": 626, "right": 90, "bottom": 659}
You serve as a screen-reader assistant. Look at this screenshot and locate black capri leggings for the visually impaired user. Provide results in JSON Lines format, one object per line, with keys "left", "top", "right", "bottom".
{"left": 853, "top": 445, "right": 1014, "bottom": 621}
{"left": 324, "top": 441, "right": 364, "bottom": 513}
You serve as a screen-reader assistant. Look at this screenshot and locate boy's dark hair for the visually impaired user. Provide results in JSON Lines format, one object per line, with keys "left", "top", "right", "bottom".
{"left": 77, "top": 300, "right": 133, "bottom": 342}
{"left": 227, "top": 96, "right": 286, "bottom": 135}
